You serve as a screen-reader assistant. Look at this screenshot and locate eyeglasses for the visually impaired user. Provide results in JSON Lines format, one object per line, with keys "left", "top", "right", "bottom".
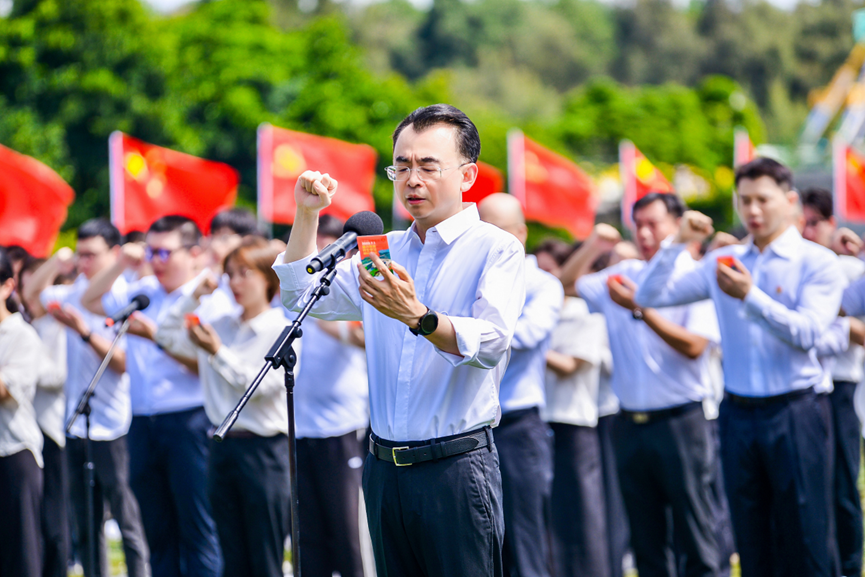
{"left": 145, "top": 246, "right": 189, "bottom": 262}
{"left": 385, "top": 163, "right": 469, "bottom": 182}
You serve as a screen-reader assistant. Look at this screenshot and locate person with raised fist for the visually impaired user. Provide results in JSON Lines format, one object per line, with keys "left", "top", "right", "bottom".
{"left": 636, "top": 158, "right": 845, "bottom": 577}
{"left": 273, "top": 104, "right": 525, "bottom": 577}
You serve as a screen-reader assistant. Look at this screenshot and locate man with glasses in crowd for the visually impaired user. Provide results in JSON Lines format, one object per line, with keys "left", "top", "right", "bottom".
{"left": 274, "top": 104, "right": 525, "bottom": 577}
{"left": 24, "top": 218, "right": 149, "bottom": 577}
{"left": 83, "top": 215, "right": 223, "bottom": 577}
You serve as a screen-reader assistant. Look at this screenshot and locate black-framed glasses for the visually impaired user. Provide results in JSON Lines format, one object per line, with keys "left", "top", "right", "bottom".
{"left": 145, "top": 246, "right": 189, "bottom": 262}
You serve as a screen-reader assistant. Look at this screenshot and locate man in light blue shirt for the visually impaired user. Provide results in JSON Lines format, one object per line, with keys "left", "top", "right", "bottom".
{"left": 479, "top": 193, "right": 563, "bottom": 577}
{"left": 83, "top": 216, "right": 222, "bottom": 577}
{"left": 274, "top": 105, "right": 525, "bottom": 577}
{"left": 636, "top": 159, "right": 845, "bottom": 577}
{"left": 561, "top": 193, "right": 724, "bottom": 577}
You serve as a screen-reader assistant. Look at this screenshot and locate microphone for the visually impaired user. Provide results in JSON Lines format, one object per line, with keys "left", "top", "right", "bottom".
{"left": 307, "top": 211, "right": 384, "bottom": 274}
{"left": 105, "top": 294, "right": 151, "bottom": 327}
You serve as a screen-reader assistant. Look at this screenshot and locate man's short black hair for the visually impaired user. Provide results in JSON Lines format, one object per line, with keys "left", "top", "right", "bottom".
{"left": 148, "top": 215, "right": 202, "bottom": 247}
{"left": 392, "top": 104, "right": 481, "bottom": 163}
{"left": 531, "top": 238, "right": 574, "bottom": 266}
{"left": 632, "top": 192, "right": 686, "bottom": 221}
{"left": 734, "top": 157, "right": 793, "bottom": 191}
{"left": 800, "top": 188, "right": 833, "bottom": 220}
{"left": 78, "top": 218, "right": 121, "bottom": 248}
{"left": 318, "top": 214, "right": 344, "bottom": 239}
{"left": 209, "top": 208, "right": 259, "bottom": 237}
{"left": 3, "top": 245, "right": 29, "bottom": 264}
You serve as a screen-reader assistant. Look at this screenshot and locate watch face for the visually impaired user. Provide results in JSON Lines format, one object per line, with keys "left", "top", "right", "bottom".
{"left": 421, "top": 311, "right": 439, "bottom": 334}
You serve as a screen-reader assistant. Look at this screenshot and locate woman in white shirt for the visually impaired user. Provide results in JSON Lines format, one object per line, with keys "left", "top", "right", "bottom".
{"left": 0, "top": 248, "right": 45, "bottom": 577}
{"left": 156, "top": 237, "right": 291, "bottom": 577}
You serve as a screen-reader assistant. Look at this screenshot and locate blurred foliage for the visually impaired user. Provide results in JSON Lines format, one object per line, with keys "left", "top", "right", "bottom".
{"left": 1, "top": 0, "right": 860, "bottom": 237}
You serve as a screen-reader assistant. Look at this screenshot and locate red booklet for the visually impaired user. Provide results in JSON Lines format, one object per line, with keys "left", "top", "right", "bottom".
{"left": 358, "top": 235, "right": 392, "bottom": 277}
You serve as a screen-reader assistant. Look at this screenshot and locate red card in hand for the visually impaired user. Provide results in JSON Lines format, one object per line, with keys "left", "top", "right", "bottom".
{"left": 185, "top": 313, "right": 201, "bottom": 327}
{"left": 608, "top": 274, "right": 624, "bottom": 284}
{"left": 47, "top": 301, "right": 62, "bottom": 312}
{"left": 717, "top": 256, "right": 738, "bottom": 271}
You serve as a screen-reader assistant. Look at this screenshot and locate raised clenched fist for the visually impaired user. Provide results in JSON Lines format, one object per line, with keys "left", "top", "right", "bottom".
{"left": 675, "top": 211, "right": 714, "bottom": 244}
{"left": 295, "top": 171, "right": 338, "bottom": 213}
{"left": 589, "top": 223, "right": 622, "bottom": 252}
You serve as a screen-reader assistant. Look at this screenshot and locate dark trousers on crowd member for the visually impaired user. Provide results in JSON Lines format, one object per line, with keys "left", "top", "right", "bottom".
{"left": 41, "top": 435, "right": 69, "bottom": 577}
{"left": 66, "top": 436, "right": 149, "bottom": 577}
{"left": 718, "top": 390, "right": 835, "bottom": 577}
{"left": 549, "top": 422, "right": 610, "bottom": 577}
{"left": 297, "top": 431, "right": 364, "bottom": 577}
{"left": 127, "top": 407, "right": 221, "bottom": 577}
{"left": 598, "top": 414, "right": 629, "bottom": 577}
{"left": 614, "top": 403, "right": 720, "bottom": 577}
{"left": 497, "top": 407, "right": 553, "bottom": 577}
{"left": 830, "top": 380, "right": 863, "bottom": 576}
{"left": 363, "top": 429, "right": 505, "bottom": 577}
{"left": 207, "top": 433, "right": 289, "bottom": 577}
{"left": 0, "top": 449, "right": 43, "bottom": 577}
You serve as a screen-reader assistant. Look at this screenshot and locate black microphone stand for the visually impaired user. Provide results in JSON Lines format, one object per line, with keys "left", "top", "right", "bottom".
{"left": 66, "top": 315, "right": 132, "bottom": 577}
{"left": 214, "top": 264, "right": 339, "bottom": 577}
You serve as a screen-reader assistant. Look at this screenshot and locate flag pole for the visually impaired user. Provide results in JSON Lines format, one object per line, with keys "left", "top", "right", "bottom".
{"left": 257, "top": 123, "right": 275, "bottom": 239}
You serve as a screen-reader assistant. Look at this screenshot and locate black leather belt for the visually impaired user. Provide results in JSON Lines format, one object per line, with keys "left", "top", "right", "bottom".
{"left": 726, "top": 387, "right": 814, "bottom": 408}
{"left": 619, "top": 401, "right": 702, "bottom": 425}
{"left": 369, "top": 427, "right": 493, "bottom": 467}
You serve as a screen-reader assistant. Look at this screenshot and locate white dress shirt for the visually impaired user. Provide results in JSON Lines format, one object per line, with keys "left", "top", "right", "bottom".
{"left": 295, "top": 320, "right": 369, "bottom": 439}
{"left": 499, "top": 256, "right": 563, "bottom": 413}
{"left": 43, "top": 275, "right": 132, "bottom": 440}
{"left": 830, "top": 256, "right": 865, "bottom": 383}
{"left": 542, "top": 297, "right": 608, "bottom": 427}
{"left": 103, "top": 273, "right": 221, "bottom": 416}
{"left": 578, "top": 252, "right": 720, "bottom": 411}
{"left": 31, "top": 315, "right": 67, "bottom": 447}
{"left": 156, "top": 296, "right": 292, "bottom": 437}
{"left": 636, "top": 226, "right": 845, "bottom": 398}
{"left": 0, "top": 313, "right": 44, "bottom": 467}
{"left": 273, "top": 204, "right": 526, "bottom": 442}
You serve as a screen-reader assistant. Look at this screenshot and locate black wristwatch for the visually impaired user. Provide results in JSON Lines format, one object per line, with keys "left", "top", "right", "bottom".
{"left": 632, "top": 308, "right": 644, "bottom": 321}
{"left": 410, "top": 307, "right": 439, "bottom": 336}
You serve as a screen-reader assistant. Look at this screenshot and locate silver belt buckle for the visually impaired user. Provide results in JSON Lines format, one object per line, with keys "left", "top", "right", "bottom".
{"left": 632, "top": 412, "right": 649, "bottom": 424}
{"left": 392, "top": 446, "right": 412, "bottom": 466}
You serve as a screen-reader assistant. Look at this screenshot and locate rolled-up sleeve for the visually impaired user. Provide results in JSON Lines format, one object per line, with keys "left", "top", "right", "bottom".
{"left": 273, "top": 252, "right": 363, "bottom": 321}
{"left": 436, "top": 240, "right": 526, "bottom": 369}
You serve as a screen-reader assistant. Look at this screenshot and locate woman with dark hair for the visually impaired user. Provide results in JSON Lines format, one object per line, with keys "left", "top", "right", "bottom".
{"left": 155, "top": 237, "right": 293, "bottom": 577}
{"left": 0, "top": 247, "right": 45, "bottom": 577}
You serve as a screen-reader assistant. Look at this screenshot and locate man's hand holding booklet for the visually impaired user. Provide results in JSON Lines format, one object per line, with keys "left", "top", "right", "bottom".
{"left": 358, "top": 235, "right": 393, "bottom": 278}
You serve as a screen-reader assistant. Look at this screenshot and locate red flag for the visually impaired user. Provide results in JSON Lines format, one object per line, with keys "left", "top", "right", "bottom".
{"left": 258, "top": 124, "right": 377, "bottom": 225}
{"left": 0, "top": 144, "right": 74, "bottom": 257}
{"left": 508, "top": 131, "right": 597, "bottom": 239}
{"left": 391, "top": 160, "right": 504, "bottom": 224}
{"left": 109, "top": 132, "right": 238, "bottom": 235}
{"left": 734, "top": 128, "right": 757, "bottom": 168}
{"left": 834, "top": 138, "right": 865, "bottom": 222}
{"left": 619, "top": 140, "right": 674, "bottom": 228}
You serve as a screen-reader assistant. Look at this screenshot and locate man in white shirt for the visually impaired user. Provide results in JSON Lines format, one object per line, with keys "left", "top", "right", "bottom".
{"left": 636, "top": 159, "right": 845, "bottom": 577}
{"left": 479, "top": 193, "right": 563, "bottom": 577}
{"left": 800, "top": 187, "right": 865, "bottom": 577}
{"left": 82, "top": 216, "right": 222, "bottom": 577}
{"left": 561, "top": 193, "right": 724, "bottom": 577}
{"left": 294, "top": 215, "right": 369, "bottom": 577}
{"left": 24, "top": 219, "right": 149, "bottom": 577}
{"left": 535, "top": 239, "right": 613, "bottom": 577}
{"left": 273, "top": 104, "right": 525, "bottom": 576}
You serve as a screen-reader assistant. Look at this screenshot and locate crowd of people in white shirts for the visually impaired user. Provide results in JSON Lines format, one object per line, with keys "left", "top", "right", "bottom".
{"left": 1, "top": 155, "right": 864, "bottom": 577}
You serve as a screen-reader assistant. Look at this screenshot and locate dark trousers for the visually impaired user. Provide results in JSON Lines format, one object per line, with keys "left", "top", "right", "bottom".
{"left": 41, "top": 435, "right": 69, "bottom": 577}
{"left": 207, "top": 434, "right": 289, "bottom": 577}
{"left": 614, "top": 404, "right": 720, "bottom": 577}
{"left": 66, "top": 436, "right": 149, "bottom": 577}
{"left": 297, "top": 431, "right": 364, "bottom": 577}
{"left": 362, "top": 432, "right": 504, "bottom": 577}
{"left": 598, "top": 414, "right": 629, "bottom": 577}
{"left": 549, "top": 422, "right": 610, "bottom": 577}
{"left": 718, "top": 391, "right": 835, "bottom": 577}
{"left": 707, "top": 421, "right": 734, "bottom": 577}
{"left": 497, "top": 407, "right": 553, "bottom": 577}
{"left": 0, "top": 449, "right": 43, "bottom": 577}
{"left": 127, "top": 407, "right": 221, "bottom": 577}
{"left": 830, "top": 380, "right": 863, "bottom": 576}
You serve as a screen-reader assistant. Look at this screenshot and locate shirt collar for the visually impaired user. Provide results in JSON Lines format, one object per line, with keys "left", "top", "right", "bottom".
{"left": 0, "top": 312, "right": 25, "bottom": 334}
{"left": 245, "top": 306, "right": 284, "bottom": 334}
{"left": 408, "top": 203, "right": 480, "bottom": 245}
{"left": 525, "top": 254, "right": 538, "bottom": 269}
{"left": 744, "top": 225, "right": 801, "bottom": 260}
